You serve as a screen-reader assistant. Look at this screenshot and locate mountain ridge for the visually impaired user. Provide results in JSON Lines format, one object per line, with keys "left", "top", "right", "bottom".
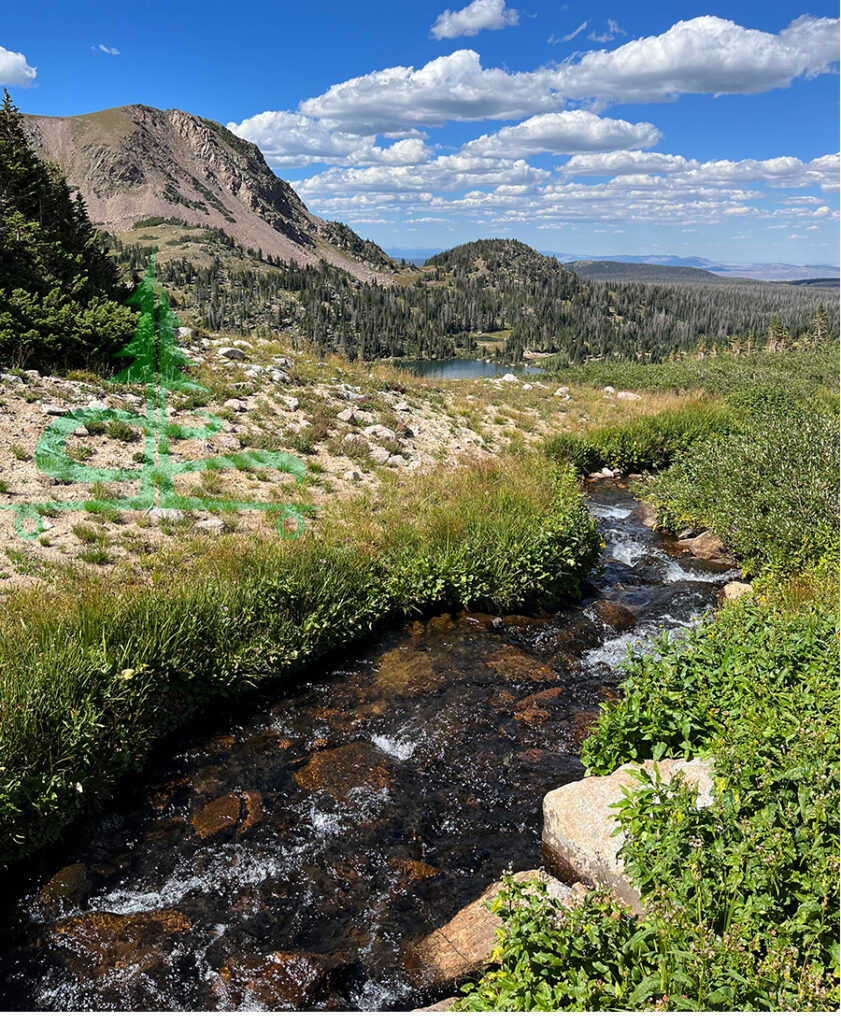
{"left": 23, "top": 104, "right": 395, "bottom": 283}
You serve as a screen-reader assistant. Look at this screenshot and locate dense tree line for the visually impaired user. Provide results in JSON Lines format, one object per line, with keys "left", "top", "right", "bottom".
{"left": 0, "top": 92, "right": 135, "bottom": 369}
{"left": 112, "top": 234, "right": 839, "bottom": 365}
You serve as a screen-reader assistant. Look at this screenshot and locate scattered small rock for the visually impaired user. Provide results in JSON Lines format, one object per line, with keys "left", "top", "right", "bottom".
{"left": 149, "top": 508, "right": 184, "bottom": 524}
{"left": 723, "top": 581, "right": 753, "bottom": 601}
{"left": 363, "top": 424, "right": 397, "bottom": 443}
{"left": 282, "top": 396, "right": 299, "bottom": 412}
{"left": 218, "top": 347, "right": 246, "bottom": 360}
{"left": 617, "top": 391, "right": 642, "bottom": 401}
{"left": 603, "top": 386, "right": 616, "bottom": 396}
{"left": 194, "top": 518, "right": 225, "bottom": 534}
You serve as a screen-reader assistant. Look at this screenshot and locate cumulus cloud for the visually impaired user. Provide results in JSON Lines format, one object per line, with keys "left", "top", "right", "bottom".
{"left": 228, "top": 110, "right": 431, "bottom": 168}
{"left": 561, "top": 150, "right": 840, "bottom": 191}
{"left": 300, "top": 15, "right": 839, "bottom": 133}
{"left": 460, "top": 110, "right": 660, "bottom": 159}
{"left": 0, "top": 45, "right": 36, "bottom": 87}
{"left": 430, "top": 0, "right": 518, "bottom": 40}
{"left": 295, "top": 153, "right": 550, "bottom": 197}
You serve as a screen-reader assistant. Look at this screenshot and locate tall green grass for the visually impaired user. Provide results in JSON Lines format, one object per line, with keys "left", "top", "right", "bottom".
{"left": 0, "top": 455, "right": 599, "bottom": 865}
{"left": 543, "top": 403, "right": 739, "bottom": 474}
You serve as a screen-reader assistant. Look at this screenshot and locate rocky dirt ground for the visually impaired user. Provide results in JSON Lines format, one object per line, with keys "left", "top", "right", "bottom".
{"left": 0, "top": 332, "right": 680, "bottom": 590}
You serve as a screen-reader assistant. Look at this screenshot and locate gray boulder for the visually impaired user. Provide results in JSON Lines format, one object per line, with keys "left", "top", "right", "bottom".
{"left": 543, "top": 758, "right": 714, "bottom": 915}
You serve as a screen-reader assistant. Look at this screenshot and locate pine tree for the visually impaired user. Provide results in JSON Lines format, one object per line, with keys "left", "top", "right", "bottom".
{"left": 0, "top": 89, "right": 134, "bottom": 368}
{"left": 113, "top": 253, "right": 204, "bottom": 392}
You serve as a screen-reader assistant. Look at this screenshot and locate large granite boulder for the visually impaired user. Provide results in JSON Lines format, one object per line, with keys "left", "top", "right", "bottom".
{"left": 405, "top": 869, "right": 576, "bottom": 988}
{"left": 542, "top": 758, "right": 714, "bottom": 915}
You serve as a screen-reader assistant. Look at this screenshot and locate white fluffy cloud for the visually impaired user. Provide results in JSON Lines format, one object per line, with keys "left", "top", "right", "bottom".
{"left": 0, "top": 45, "right": 36, "bottom": 87}
{"left": 561, "top": 150, "right": 840, "bottom": 191}
{"left": 295, "top": 153, "right": 550, "bottom": 197}
{"left": 430, "top": 0, "right": 518, "bottom": 40}
{"left": 97, "top": 44, "right": 120, "bottom": 55}
{"left": 460, "top": 110, "right": 661, "bottom": 159}
{"left": 300, "top": 16, "right": 839, "bottom": 133}
{"left": 228, "top": 110, "right": 431, "bottom": 168}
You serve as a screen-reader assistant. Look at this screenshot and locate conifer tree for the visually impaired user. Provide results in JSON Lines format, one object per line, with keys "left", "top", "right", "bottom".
{"left": 113, "top": 253, "right": 203, "bottom": 392}
{"left": 0, "top": 90, "right": 135, "bottom": 368}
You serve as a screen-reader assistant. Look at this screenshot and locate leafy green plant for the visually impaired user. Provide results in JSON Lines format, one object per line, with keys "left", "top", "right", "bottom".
{"left": 635, "top": 409, "right": 839, "bottom": 573}
{"left": 460, "top": 595, "right": 839, "bottom": 1013}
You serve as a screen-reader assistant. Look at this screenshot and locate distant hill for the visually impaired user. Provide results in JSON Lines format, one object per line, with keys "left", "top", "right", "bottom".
{"left": 783, "top": 278, "right": 840, "bottom": 289}
{"left": 568, "top": 260, "right": 726, "bottom": 284}
{"left": 23, "top": 104, "right": 395, "bottom": 282}
{"left": 548, "top": 252, "right": 839, "bottom": 283}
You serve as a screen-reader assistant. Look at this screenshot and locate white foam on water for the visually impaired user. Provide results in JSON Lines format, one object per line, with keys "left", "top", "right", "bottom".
{"left": 606, "top": 538, "right": 649, "bottom": 566}
{"left": 583, "top": 615, "right": 699, "bottom": 672}
{"left": 355, "top": 977, "right": 414, "bottom": 1012}
{"left": 87, "top": 845, "right": 288, "bottom": 916}
{"left": 663, "top": 562, "right": 739, "bottom": 584}
{"left": 589, "top": 503, "right": 632, "bottom": 520}
{"left": 371, "top": 732, "right": 417, "bottom": 761}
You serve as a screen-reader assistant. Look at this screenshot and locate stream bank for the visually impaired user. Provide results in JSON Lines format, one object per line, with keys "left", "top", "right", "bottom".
{"left": 0, "top": 481, "right": 738, "bottom": 1010}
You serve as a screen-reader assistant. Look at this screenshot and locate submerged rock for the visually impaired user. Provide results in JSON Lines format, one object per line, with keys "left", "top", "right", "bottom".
{"left": 542, "top": 758, "right": 714, "bottom": 914}
{"left": 588, "top": 600, "right": 637, "bottom": 631}
{"left": 485, "top": 648, "right": 555, "bottom": 685}
{"left": 216, "top": 950, "right": 339, "bottom": 1010}
{"left": 294, "top": 742, "right": 392, "bottom": 803}
{"left": 191, "top": 792, "right": 242, "bottom": 839}
{"left": 37, "top": 863, "right": 90, "bottom": 914}
{"left": 44, "top": 909, "right": 191, "bottom": 979}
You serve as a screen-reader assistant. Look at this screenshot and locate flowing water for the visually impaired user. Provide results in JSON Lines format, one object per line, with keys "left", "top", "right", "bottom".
{"left": 0, "top": 481, "right": 738, "bottom": 1011}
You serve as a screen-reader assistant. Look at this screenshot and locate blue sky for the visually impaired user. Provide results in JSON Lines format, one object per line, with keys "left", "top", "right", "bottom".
{"left": 2, "top": 0, "right": 838, "bottom": 264}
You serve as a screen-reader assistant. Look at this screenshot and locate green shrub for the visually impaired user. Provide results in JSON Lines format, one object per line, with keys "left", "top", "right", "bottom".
{"left": 105, "top": 419, "right": 139, "bottom": 442}
{"left": 544, "top": 404, "right": 738, "bottom": 474}
{"left": 547, "top": 342, "right": 839, "bottom": 403}
{"left": 636, "top": 409, "right": 839, "bottom": 573}
{"left": 460, "top": 596, "right": 839, "bottom": 1012}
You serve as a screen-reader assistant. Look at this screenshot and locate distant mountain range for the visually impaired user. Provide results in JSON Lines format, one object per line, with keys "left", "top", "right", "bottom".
{"left": 387, "top": 248, "right": 839, "bottom": 283}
